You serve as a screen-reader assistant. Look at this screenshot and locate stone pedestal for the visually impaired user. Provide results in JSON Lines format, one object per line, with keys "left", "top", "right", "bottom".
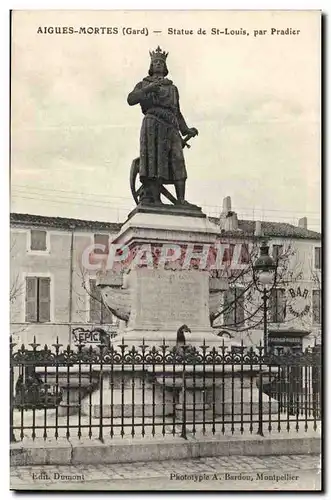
{"left": 164, "top": 365, "right": 279, "bottom": 420}
{"left": 35, "top": 367, "right": 100, "bottom": 417}
{"left": 81, "top": 367, "right": 178, "bottom": 419}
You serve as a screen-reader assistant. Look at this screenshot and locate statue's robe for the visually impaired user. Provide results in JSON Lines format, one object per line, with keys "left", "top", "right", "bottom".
{"left": 128, "top": 76, "right": 187, "bottom": 184}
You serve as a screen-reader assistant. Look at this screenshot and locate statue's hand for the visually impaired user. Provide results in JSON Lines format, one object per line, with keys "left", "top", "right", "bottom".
{"left": 186, "top": 127, "right": 199, "bottom": 138}
{"left": 144, "top": 81, "right": 162, "bottom": 94}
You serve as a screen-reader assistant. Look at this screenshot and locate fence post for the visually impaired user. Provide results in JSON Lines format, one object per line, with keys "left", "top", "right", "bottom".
{"left": 10, "top": 365, "right": 16, "bottom": 442}
{"left": 181, "top": 352, "right": 187, "bottom": 440}
{"left": 257, "top": 371, "right": 264, "bottom": 436}
{"left": 10, "top": 337, "right": 16, "bottom": 443}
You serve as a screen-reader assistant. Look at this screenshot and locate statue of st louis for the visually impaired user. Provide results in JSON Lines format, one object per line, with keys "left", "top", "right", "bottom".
{"left": 127, "top": 46, "right": 198, "bottom": 205}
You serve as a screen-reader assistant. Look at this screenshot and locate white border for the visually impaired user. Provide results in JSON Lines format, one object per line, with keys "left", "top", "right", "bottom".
{"left": 4, "top": 3, "right": 328, "bottom": 499}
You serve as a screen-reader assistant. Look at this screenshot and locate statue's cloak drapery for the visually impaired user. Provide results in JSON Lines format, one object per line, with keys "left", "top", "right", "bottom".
{"left": 128, "top": 76, "right": 187, "bottom": 184}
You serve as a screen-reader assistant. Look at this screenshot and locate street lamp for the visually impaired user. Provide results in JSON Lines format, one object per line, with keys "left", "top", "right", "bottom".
{"left": 253, "top": 242, "right": 277, "bottom": 352}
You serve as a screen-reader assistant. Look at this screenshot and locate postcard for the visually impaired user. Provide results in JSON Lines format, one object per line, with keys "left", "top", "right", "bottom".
{"left": 10, "top": 9, "right": 321, "bottom": 491}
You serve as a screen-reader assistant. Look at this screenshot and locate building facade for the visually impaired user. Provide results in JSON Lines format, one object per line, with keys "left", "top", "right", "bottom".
{"left": 10, "top": 213, "right": 121, "bottom": 347}
{"left": 212, "top": 197, "right": 322, "bottom": 351}
{"left": 10, "top": 202, "right": 321, "bottom": 351}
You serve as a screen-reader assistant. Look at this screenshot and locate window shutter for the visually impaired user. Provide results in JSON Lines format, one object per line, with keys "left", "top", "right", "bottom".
{"left": 272, "top": 245, "right": 283, "bottom": 261}
{"left": 314, "top": 248, "right": 321, "bottom": 269}
{"left": 25, "top": 277, "right": 37, "bottom": 322}
{"left": 313, "top": 290, "right": 321, "bottom": 323}
{"left": 223, "top": 244, "right": 235, "bottom": 265}
{"left": 89, "top": 279, "right": 101, "bottom": 323}
{"left": 271, "top": 289, "right": 285, "bottom": 323}
{"left": 223, "top": 289, "right": 235, "bottom": 326}
{"left": 38, "top": 278, "right": 50, "bottom": 322}
{"left": 236, "top": 289, "right": 245, "bottom": 325}
{"left": 270, "top": 289, "right": 277, "bottom": 323}
{"left": 279, "top": 289, "right": 286, "bottom": 322}
{"left": 240, "top": 243, "right": 249, "bottom": 264}
{"left": 94, "top": 234, "right": 109, "bottom": 254}
{"left": 31, "top": 230, "right": 47, "bottom": 251}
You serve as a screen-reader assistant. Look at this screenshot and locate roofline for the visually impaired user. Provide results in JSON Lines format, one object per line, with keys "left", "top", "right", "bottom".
{"left": 10, "top": 213, "right": 122, "bottom": 232}
{"left": 10, "top": 212, "right": 321, "bottom": 240}
{"left": 217, "top": 231, "right": 321, "bottom": 241}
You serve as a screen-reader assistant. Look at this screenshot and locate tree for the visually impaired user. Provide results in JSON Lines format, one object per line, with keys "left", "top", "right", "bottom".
{"left": 209, "top": 237, "right": 305, "bottom": 335}
{"left": 10, "top": 237, "right": 28, "bottom": 338}
{"left": 74, "top": 265, "right": 119, "bottom": 333}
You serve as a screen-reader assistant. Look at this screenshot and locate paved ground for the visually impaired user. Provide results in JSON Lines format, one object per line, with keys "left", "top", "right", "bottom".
{"left": 11, "top": 454, "right": 321, "bottom": 491}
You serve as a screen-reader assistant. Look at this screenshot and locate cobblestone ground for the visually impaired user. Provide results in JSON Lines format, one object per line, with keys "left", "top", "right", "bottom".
{"left": 11, "top": 454, "right": 321, "bottom": 491}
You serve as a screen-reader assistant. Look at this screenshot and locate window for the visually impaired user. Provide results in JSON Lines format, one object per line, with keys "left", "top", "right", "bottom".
{"left": 314, "top": 247, "right": 321, "bottom": 269}
{"left": 270, "top": 288, "right": 285, "bottom": 323}
{"left": 272, "top": 245, "right": 283, "bottom": 261}
{"left": 223, "top": 288, "right": 245, "bottom": 327}
{"left": 30, "top": 230, "right": 47, "bottom": 251}
{"left": 313, "top": 290, "right": 321, "bottom": 324}
{"left": 25, "top": 277, "right": 50, "bottom": 322}
{"left": 89, "top": 279, "right": 112, "bottom": 324}
{"left": 240, "top": 243, "right": 250, "bottom": 264}
{"left": 222, "top": 244, "right": 235, "bottom": 265}
{"left": 94, "top": 234, "right": 109, "bottom": 254}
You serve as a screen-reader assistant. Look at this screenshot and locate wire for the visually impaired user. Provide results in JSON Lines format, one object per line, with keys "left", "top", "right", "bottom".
{"left": 12, "top": 184, "right": 321, "bottom": 217}
{"left": 11, "top": 194, "right": 134, "bottom": 212}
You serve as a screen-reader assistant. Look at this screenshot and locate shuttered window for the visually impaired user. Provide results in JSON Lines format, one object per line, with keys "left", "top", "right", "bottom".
{"left": 272, "top": 245, "right": 283, "bottom": 261}
{"left": 313, "top": 290, "right": 321, "bottom": 324}
{"left": 222, "top": 244, "right": 235, "bottom": 265}
{"left": 30, "top": 230, "right": 47, "bottom": 251}
{"left": 25, "top": 277, "right": 50, "bottom": 322}
{"left": 223, "top": 288, "right": 245, "bottom": 327}
{"left": 270, "top": 288, "right": 285, "bottom": 323}
{"left": 240, "top": 243, "right": 250, "bottom": 264}
{"left": 94, "top": 234, "right": 109, "bottom": 254}
{"left": 89, "top": 279, "right": 112, "bottom": 324}
{"left": 314, "top": 247, "right": 321, "bottom": 269}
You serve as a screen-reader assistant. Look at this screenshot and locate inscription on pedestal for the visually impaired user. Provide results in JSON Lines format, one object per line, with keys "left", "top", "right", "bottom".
{"left": 129, "top": 269, "right": 210, "bottom": 330}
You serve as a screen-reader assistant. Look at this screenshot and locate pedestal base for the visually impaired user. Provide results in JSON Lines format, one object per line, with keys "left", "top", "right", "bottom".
{"left": 81, "top": 369, "right": 178, "bottom": 419}
{"left": 112, "top": 328, "right": 225, "bottom": 348}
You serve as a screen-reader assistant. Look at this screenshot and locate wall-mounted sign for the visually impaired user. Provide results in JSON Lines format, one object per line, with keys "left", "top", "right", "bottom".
{"left": 269, "top": 335, "right": 303, "bottom": 354}
{"left": 288, "top": 287, "right": 311, "bottom": 318}
{"left": 269, "top": 336, "right": 303, "bottom": 345}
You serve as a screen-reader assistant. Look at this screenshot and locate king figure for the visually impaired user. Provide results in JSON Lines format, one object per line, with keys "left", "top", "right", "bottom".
{"left": 127, "top": 46, "right": 198, "bottom": 205}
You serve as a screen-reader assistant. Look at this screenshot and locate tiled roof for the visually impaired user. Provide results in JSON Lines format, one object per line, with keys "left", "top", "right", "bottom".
{"left": 209, "top": 217, "right": 321, "bottom": 240}
{"left": 10, "top": 213, "right": 121, "bottom": 232}
{"left": 11, "top": 212, "right": 321, "bottom": 240}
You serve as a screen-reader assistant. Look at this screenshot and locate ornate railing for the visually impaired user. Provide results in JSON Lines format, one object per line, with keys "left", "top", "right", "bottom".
{"left": 10, "top": 336, "right": 321, "bottom": 442}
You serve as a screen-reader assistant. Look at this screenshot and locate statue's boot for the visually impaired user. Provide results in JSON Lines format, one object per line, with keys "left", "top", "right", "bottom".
{"left": 151, "top": 180, "right": 161, "bottom": 203}
{"left": 140, "top": 180, "right": 161, "bottom": 205}
{"left": 174, "top": 180, "right": 188, "bottom": 204}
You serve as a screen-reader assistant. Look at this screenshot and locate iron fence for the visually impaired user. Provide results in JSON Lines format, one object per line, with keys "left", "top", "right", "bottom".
{"left": 10, "top": 337, "right": 321, "bottom": 442}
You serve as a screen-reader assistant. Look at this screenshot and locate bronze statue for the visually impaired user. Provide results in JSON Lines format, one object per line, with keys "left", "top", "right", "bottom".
{"left": 128, "top": 46, "right": 198, "bottom": 206}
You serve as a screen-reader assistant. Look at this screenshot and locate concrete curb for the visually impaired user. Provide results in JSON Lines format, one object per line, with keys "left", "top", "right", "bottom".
{"left": 11, "top": 433, "right": 321, "bottom": 466}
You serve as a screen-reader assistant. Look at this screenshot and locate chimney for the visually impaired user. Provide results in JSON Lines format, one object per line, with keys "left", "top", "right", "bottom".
{"left": 222, "top": 196, "right": 232, "bottom": 215}
{"left": 219, "top": 196, "right": 241, "bottom": 231}
{"left": 298, "top": 217, "right": 307, "bottom": 229}
{"left": 254, "top": 221, "right": 263, "bottom": 237}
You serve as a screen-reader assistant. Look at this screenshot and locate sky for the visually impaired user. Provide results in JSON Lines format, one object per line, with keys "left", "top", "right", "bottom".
{"left": 10, "top": 10, "right": 321, "bottom": 230}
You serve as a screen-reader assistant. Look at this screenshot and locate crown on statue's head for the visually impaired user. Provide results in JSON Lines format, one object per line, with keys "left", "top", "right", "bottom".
{"left": 149, "top": 46, "right": 168, "bottom": 62}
